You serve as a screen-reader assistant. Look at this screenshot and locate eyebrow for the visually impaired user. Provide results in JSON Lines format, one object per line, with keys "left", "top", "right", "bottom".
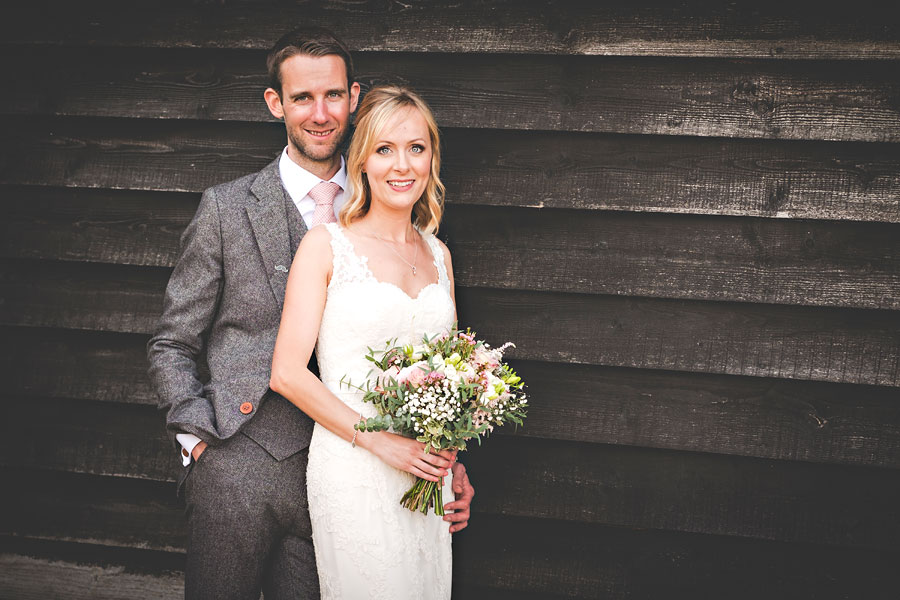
{"left": 289, "top": 88, "right": 346, "bottom": 100}
{"left": 375, "top": 138, "right": 428, "bottom": 145}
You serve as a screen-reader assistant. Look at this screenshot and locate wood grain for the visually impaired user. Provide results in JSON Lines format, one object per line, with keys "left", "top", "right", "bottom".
{"left": 5, "top": 421, "right": 900, "bottom": 548}
{"left": 3, "top": 264, "right": 897, "bottom": 385}
{"left": 443, "top": 205, "right": 900, "bottom": 310}
{"left": 3, "top": 120, "right": 900, "bottom": 222}
{"left": 6, "top": 47, "right": 900, "bottom": 141}
{"left": 0, "top": 553, "right": 183, "bottom": 600}
{"left": 5, "top": 192, "right": 899, "bottom": 309}
{"left": 454, "top": 514, "right": 900, "bottom": 600}
{"left": 514, "top": 359, "right": 900, "bottom": 469}
{"left": 4, "top": 326, "right": 898, "bottom": 468}
{"left": 1, "top": 327, "right": 156, "bottom": 405}
{"left": 4, "top": 1, "right": 899, "bottom": 60}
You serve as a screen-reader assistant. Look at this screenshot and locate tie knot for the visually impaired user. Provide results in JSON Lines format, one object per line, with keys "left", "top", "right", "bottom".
{"left": 309, "top": 181, "right": 341, "bottom": 207}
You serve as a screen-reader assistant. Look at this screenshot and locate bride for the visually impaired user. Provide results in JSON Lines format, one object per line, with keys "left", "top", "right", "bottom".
{"left": 270, "top": 86, "right": 458, "bottom": 599}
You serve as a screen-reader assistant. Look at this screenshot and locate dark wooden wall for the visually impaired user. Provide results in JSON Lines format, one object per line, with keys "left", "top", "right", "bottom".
{"left": 2, "top": 1, "right": 899, "bottom": 598}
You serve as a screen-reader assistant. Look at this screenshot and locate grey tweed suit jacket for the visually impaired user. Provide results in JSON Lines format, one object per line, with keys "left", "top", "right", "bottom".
{"left": 148, "top": 159, "right": 314, "bottom": 459}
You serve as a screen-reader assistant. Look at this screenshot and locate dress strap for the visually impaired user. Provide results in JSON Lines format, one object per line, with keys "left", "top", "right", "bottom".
{"left": 325, "top": 223, "right": 370, "bottom": 289}
{"left": 422, "top": 232, "right": 450, "bottom": 289}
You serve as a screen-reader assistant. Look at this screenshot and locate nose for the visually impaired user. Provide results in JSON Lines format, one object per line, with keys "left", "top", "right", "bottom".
{"left": 312, "top": 98, "right": 328, "bottom": 123}
{"left": 392, "top": 149, "right": 410, "bottom": 172}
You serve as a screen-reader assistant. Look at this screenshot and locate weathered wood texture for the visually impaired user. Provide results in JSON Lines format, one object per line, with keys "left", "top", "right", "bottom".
{"left": 5, "top": 47, "right": 900, "bottom": 141}
{"left": 4, "top": 327, "right": 899, "bottom": 468}
{"left": 2, "top": 469, "right": 899, "bottom": 599}
{"left": 5, "top": 423, "right": 900, "bottom": 549}
{"left": 4, "top": 193, "right": 899, "bottom": 308}
{"left": 3, "top": 262, "right": 898, "bottom": 385}
{"left": 4, "top": 0, "right": 900, "bottom": 59}
{"left": 3, "top": 1, "right": 899, "bottom": 598}
{"left": 4, "top": 120, "right": 900, "bottom": 223}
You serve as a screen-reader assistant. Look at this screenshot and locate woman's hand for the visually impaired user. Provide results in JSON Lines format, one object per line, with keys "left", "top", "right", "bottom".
{"left": 362, "top": 432, "right": 455, "bottom": 482}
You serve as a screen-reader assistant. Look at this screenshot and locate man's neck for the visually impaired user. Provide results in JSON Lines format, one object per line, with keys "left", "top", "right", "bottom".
{"left": 285, "top": 146, "right": 342, "bottom": 180}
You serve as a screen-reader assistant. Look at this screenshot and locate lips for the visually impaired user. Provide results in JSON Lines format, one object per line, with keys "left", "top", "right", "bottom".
{"left": 305, "top": 129, "right": 334, "bottom": 138}
{"left": 387, "top": 180, "right": 414, "bottom": 191}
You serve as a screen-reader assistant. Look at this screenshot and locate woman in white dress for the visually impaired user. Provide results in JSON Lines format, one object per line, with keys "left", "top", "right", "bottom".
{"left": 270, "top": 86, "right": 458, "bottom": 599}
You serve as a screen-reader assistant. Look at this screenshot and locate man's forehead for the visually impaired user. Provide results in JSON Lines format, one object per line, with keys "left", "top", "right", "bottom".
{"left": 280, "top": 54, "right": 349, "bottom": 90}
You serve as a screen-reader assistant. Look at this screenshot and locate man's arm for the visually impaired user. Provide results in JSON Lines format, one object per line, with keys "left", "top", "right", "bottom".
{"left": 147, "top": 187, "right": 224, "bottom": 448}
{"left": 444, "top": 461, "right": 475, "bottom": 533}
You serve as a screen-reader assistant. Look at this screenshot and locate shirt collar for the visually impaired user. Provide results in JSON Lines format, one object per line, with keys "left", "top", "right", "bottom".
{"left": 278, "top": 147, "right": 346, "bottom": 202}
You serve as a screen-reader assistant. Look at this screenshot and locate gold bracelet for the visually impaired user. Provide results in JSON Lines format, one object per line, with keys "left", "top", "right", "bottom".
{"left": 350, "top": 413, "right": 364, "bottom": 447}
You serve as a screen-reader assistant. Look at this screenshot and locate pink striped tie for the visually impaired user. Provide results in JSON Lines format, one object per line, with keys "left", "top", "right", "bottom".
{"left": 309, "top": 181, "right": 340, "bottom": 226}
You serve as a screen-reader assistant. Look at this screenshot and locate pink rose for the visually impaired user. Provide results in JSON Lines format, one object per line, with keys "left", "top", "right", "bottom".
{"left": 377, "top": 365, "right": 401, "bottom": 387}
{"left": 397, "top": 361, "right": 429, "bottom": 387}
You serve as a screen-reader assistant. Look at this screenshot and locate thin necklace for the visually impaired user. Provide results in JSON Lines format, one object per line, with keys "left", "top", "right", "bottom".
{"left": 369, "top": 228, "right": 419, "bottom": 275}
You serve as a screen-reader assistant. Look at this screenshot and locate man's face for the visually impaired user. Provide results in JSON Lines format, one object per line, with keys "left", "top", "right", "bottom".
{"left": 265, "top": 54, "right": 360, "bottom": 175}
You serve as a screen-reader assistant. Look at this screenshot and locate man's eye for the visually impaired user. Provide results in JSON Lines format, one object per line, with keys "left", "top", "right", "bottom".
{"left": 328, "top": 91, "right": 341, "bottom": 98}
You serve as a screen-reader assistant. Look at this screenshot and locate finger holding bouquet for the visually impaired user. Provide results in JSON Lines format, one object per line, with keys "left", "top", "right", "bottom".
{"left": 342, "top": 325, "right": 527, "bottom": 515}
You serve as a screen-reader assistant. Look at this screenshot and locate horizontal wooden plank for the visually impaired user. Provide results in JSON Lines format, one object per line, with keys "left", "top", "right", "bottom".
{"left": 0, "top": 398, "right": 176, "bottom": 480}
{"left": 0, "top": 259, "right": 169, "bottom": 334}
{"left": 1, "top": 470, "right": 183, "bottom": 550}
{"left": 515, "top": 359, "right": 900, "bottom": 469}
{"left": 3, "top": 521, "right": 898, "bottom": 600}
{"left": 2, "top": 328, "right": 156, "bottom": 404}
{"left": 4, "top": 326, "right": 898, "bottom": 468}
{"left": 3, "top": 263, "right": 898, "bottom": 385}
{"left": 466, "top": 436, "right": 900, "bottom": 549}
{"left": 5, "top": 191, "right": 899, "bottom": 309}
{"left": 0, "top": 186, "right": 197, "bottom": 267}
{"left": 444, "top": 206, "right": 900, "bottom": 310}
{"left": 5, "top": 47, "right": 900, "bottom": 142}
{"left": 0, "top": 546, "right": 184, "bottom": 600}
{"left": 462, "top": 288, "right": 900, "bottom": 386}
{"left": 2, "top": 521, "right": 897, "bottom": 600}
{"left": 4, "top": 1, "right": 899, "bottom": 60}
{"left": 3, "top": 120, "right": 900, "bottom": 223}
{"left": 4, "top": 405, "right": 899, "bottom": 549}
{"left": 454, "top": 515, "right": 900, "bottom": 600}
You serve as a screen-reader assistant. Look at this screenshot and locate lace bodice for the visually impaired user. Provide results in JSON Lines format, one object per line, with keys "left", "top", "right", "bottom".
{"left": 315, "top": 222, "right": 455, "bottom": 407}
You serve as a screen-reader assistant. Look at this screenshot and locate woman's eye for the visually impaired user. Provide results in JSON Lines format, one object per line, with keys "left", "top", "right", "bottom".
{"left": 410, "top": 144, "right": 425, "bottom": 153}
{"left": 376, "top": 146, "right": 391, "bottom": 155}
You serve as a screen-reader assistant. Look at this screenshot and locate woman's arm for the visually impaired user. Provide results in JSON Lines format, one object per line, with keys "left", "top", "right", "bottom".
{"left": 269, "top": 227, "right": 454, "bottom": 482}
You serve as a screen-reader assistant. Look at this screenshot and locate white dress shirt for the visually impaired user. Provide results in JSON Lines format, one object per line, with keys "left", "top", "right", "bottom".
{"left": 176, "top": 148, "right": 348, "bottom": 465}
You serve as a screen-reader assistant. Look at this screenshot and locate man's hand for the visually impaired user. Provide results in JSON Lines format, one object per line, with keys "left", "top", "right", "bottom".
{"left": 192, "top": 441, "right": 208, "bottom": 461}
{"left": 443, "top": 461, "right": 474, "bottom": 533}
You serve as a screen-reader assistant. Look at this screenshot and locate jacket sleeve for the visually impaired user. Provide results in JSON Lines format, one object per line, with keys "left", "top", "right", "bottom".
{"left": 147, "top": 186, "right": 224, "bottom": 447}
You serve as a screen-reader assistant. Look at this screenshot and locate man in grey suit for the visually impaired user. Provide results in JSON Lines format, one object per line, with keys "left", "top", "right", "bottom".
{"left": 148, "top": 27, "right": 474, "bottom": 600}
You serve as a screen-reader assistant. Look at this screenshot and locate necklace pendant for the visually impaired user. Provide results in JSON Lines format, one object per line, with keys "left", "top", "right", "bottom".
{"left": 412, "top": 266, "right": 417, "bottom": 275}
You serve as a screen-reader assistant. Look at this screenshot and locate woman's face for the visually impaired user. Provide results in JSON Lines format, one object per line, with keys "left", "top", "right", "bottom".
{"left": 363, "top": 106, "right": 432, "bottom": 213}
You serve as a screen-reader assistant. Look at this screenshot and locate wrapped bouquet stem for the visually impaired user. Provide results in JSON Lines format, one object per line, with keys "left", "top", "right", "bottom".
{"left": 342, "top": 326, "right": 527, "bottom": 515}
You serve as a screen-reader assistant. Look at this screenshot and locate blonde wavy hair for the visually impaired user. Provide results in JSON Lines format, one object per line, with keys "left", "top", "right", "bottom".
{"left": 340, "top": 85, "right": 445, "bottom": 234}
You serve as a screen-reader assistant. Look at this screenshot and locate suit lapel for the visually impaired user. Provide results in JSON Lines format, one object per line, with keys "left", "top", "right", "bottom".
{"left": 247, "top": 159, "right": 295, "bottom": 309}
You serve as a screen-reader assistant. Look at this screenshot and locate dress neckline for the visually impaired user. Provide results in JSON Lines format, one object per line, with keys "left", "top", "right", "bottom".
{"left": 328, "top": 224, "right": 442, "bottom": 301}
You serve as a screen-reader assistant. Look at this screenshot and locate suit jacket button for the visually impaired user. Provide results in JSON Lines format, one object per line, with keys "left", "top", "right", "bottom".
{"left": 239, "top": 402, "right": 254, "bottom": 415}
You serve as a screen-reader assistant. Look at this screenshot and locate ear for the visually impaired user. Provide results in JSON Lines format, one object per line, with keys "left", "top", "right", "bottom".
{"left": 349, "top": 81, "right": 361, "bottom": 113}
{"left": 264, "top": 87, "right": 285, "bottom": 120}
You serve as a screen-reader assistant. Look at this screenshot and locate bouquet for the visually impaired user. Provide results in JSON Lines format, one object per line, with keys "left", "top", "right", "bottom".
{"left": 341, "top": 326, "right": 527, "bottom": 515}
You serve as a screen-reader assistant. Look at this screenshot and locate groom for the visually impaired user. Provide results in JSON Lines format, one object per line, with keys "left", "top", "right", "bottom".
{"left": 148, "top": 26, "right": 474, "bottom": 599}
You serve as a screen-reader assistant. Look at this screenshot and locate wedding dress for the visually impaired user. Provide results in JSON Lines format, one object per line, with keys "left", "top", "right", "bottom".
{"left": 306, "top": 222, "right": 454, "bottom": 599}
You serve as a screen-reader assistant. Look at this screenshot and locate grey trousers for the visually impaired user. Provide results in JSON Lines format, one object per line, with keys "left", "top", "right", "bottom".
{"left": 183, "top": 432, "right": 318, "bottom": 600}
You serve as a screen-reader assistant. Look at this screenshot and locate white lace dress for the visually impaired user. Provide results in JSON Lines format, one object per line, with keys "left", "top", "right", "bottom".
{"left": 307, "top": 223, "right": 455, "bottom": 599}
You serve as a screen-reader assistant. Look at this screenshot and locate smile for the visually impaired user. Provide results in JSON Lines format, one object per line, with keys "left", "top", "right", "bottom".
{"left": 306, "top": 129, "right": 334, "bottom": 138}
{"left": 387, "top": 180, "right": 414, "bottom": 189}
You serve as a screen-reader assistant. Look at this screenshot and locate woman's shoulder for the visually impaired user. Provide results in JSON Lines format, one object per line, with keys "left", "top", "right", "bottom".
{"left": 295, "top": 224, "right": 338, "bottom": 264}
{"left": 427, "top": 232, "right": 452, "bottom": 264}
